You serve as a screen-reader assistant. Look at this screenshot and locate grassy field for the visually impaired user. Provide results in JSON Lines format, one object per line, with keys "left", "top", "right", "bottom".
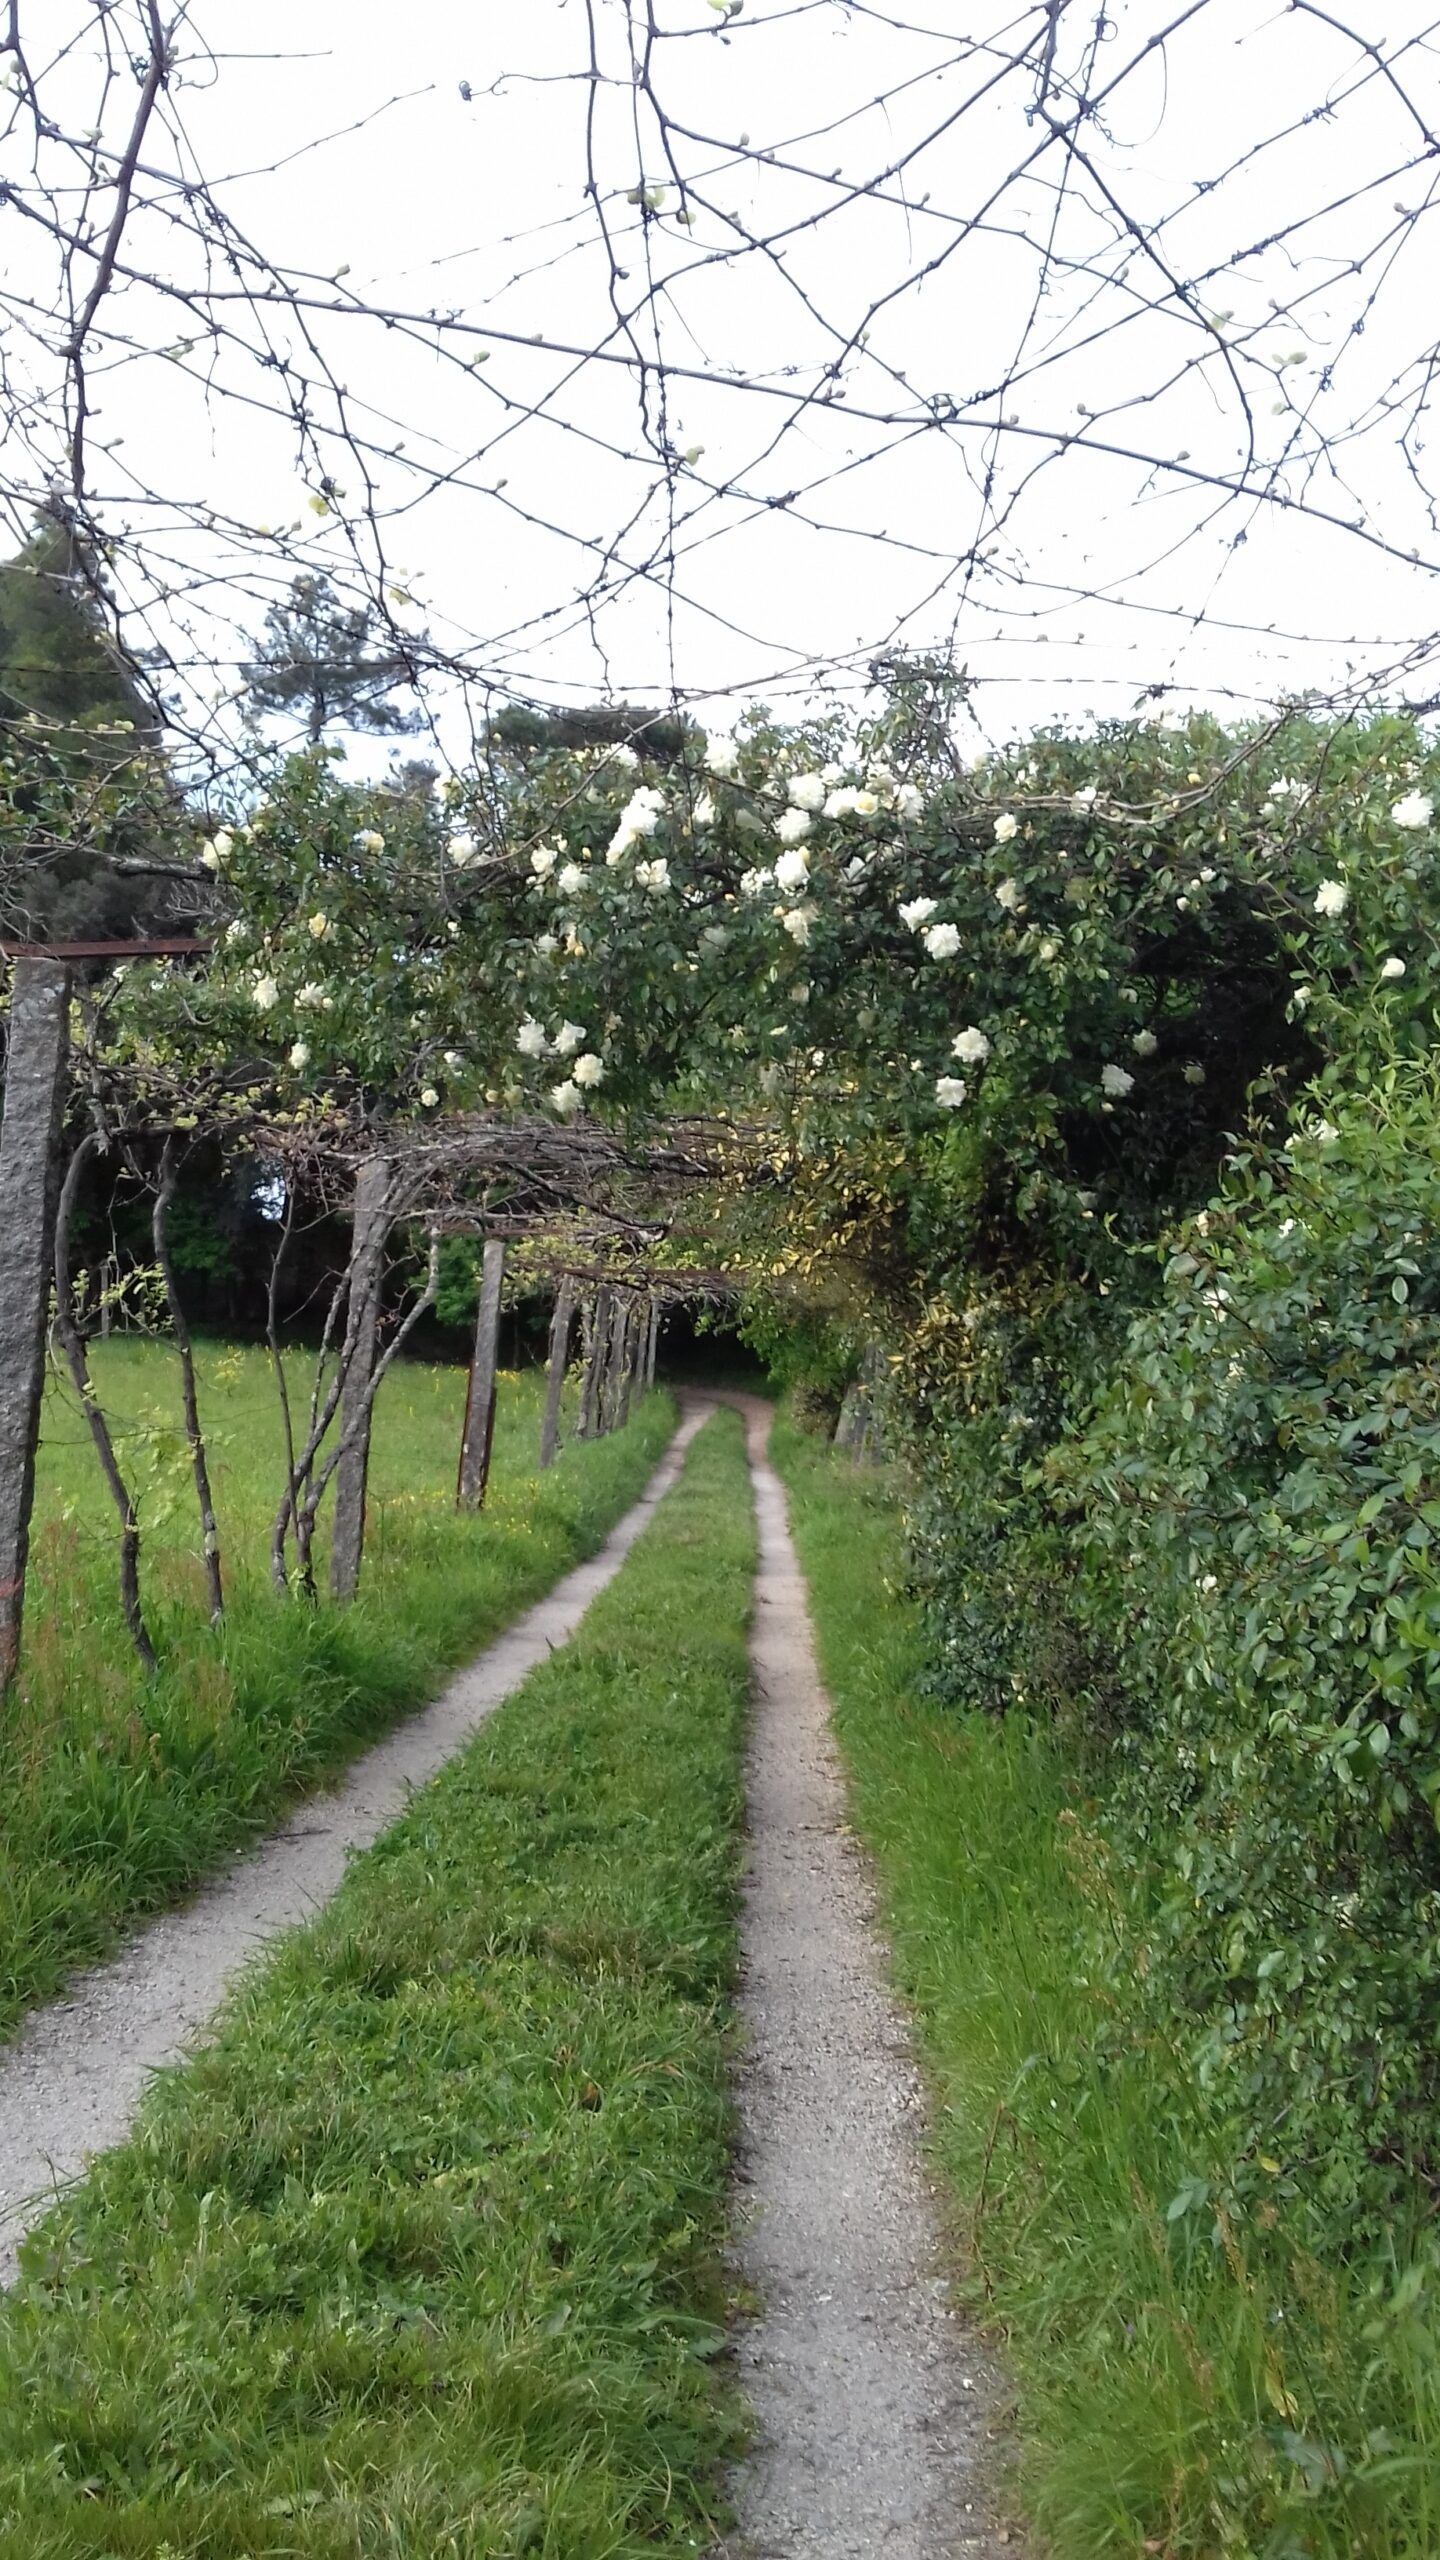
{"left": 0, "top": 1338, "right": 673, "bottom": 2041}
{"left": 772, "top": 1411, "right": 1440, "bottom": 2560}
{"left": 0, "top": 1407, "right": 755, "bottom": 2559}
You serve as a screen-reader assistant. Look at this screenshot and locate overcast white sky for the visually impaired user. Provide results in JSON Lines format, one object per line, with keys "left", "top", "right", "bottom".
{"left": 8, "top": 0, "right": 1440, "bottom": 761}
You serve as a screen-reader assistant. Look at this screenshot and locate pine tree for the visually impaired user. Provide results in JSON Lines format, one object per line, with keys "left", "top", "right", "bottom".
{"left": 243, "top": 576, "right": 426, "bottom": 743}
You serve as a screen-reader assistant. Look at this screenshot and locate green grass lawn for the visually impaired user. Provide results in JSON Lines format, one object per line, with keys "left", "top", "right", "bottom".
{"left": 0, "top": 1407, "right": 755, "bottom": 2559}
{"left": 0, "top": 1339, "right": 673, "bottom": 2041}
{"left": 772, "top": 1410, "right": 1440, "bottom": 2560}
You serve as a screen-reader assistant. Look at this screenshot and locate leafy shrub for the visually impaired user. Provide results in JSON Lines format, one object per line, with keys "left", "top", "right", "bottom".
{"left": 1054, "top": 1065, "right": 1440, "bottom": 2232}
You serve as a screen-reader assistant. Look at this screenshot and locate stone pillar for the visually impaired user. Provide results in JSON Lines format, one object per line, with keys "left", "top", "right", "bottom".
{"left": 457, "top": 1239, "right": 507, "bottom": 1510}
{"left": 601, "top": 1292, "right": 630, "bottom": 1432}
{"left": 539, "top": 1278, "right": 576, "bottom": 1470}
{"left": 577, "top": 1285, "right": 612, "bottom": 1439}
{"left": 0, "top": 958, "right": 70, "bottom": 1691}
{"left": 329, "top": 1154, "right": 391, "bottom": 1602}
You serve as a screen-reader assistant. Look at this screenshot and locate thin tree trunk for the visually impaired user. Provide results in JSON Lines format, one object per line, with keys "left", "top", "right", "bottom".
{"left": 644, "top": 1295, "right": 660, "bottom": 1389}
{"left": 297, "top": 1229, "right": 442, "bottom": 1558}
{"left": 330, "top": 1155, "right": 391, "bottom": 1603}
{"left": 53, "top": 1134, "right": 157, "bottom": 1675}
{"left": 538, "top": 1278, "right": 576, "bottom": 1470}
{"left": 457, "top": 1238, "right": 506, "bottom": 1511}
{"left": 266, "top": 1186, "right": 300, "bottom": 1595}
{"left": 577, "top": 1286, "right": 612, "bottom": 1439}
{"left": 268, "top": 1263, "right": 362, "bottom": 1600}
{"left": 0, "top": 955, "right": 70, "bottom": 1693}
{"left": 153, "top": 1136, "right": 224, "bottom": 1625}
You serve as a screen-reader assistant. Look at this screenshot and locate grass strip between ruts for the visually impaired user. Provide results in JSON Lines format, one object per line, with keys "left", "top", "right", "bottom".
{"left": 771, "top": 1410, "right": 1440, "bottom": 2560}
{"left": 0, "top": 1406, "right": 756, "bottom": 2559}
{"left": 1, "top": 1363, "right": 675, "bottom": 2045}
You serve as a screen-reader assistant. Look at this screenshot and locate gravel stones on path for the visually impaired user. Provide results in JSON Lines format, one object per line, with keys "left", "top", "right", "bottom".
{"left": 0, "top": 1406, "right": 709, "bottom": 2282}
{"left": 722, "top": 1399, "right": 1012, "bottom": 2560}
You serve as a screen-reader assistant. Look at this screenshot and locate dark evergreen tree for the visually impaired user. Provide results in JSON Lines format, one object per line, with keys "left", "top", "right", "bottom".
{"left": 243, "top": 576, "right": 426, "bottom": 743}
{"left": 0, "top": 513, "right": 188, "bottom": 944}
{"left": 484, "top": 701, "right": 693, "bottom": 765}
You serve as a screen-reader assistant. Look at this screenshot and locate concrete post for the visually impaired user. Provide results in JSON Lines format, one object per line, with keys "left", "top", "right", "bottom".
{"left": 539, "top": 1278, "right": 576, "bottom": 1470}
{"left": 457, "top": 1238, "right": 507, "bottom": 1510}
{"left": 330, "top": 1154, "right": 391, "bottom": 1602}
{"left": 0, "top": 958, "right": 70, "bottom": 1692}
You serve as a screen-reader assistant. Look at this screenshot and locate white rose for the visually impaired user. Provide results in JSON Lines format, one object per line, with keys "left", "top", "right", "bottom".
{"left": 1131, "top": 1029, "right": 1159, "bottom": 1058}
{"left": 923, "top": 922, "right": 961, "bottom": 959}
{"left": 951, "top": 1026, "right": 990, "bottom": 1064}
{"left": 693, "top": 792, "right": 717, "bottom": 827}
{"left": 1313, "top": 879, "right": 1348, "bottom": 918}
{"left": 898, "top": 896, "right": 937, "bottom": 930}
{"left": 995, "top": 878, "right": 1023, "bottom": 912}
{"left": 635, "top": 857, "right": 671, "bottom": 891}
{"left": 852, "top": 791, "right": 880, "bottom": 818}
{"left": 788, "top": 772, "right": 826, "bottom": 812}
{"left": 994, "top": 811, "right": 1019, "bottom": 843}
{"left": 572, "top": 1052, "right": 605, "bottom": 1088}
{"left": 1380, "top": 955, "right": 1406, "bottom": 980}
{"left": 419, "top": 1085, "right": 439, "bottom": 1108}
{"left": 549, "top": 1078, "right": 582, "bottom": 1115}
{"left": 1391, "top": 792, "right": 1433, "bottom": 830}
{"left": 740, "top": 866, "right": 773, "bottom": 898}
{"left": 774, "top": 847, "right": 811, "bottom": 892}
{"left": 552, "top": 1020, "right": 587, "bottom": 1055}
{"left": 704, "top": 734, "right": 738, "bottom": 776}
{"left": 1101, "top": 1064, "right": 1135, "bottom": 1098}
{"left": 535, "top": 933, "right": 560, "bottom": 958}
{"left": 895, "top": 784, "right": 925, "bottom": 822}
{"left": 516, "top": 1017, "right": 549, "bottom": 1057}
{"left": 781, "top": 905, "right": 814, "bottom": 946}
{"left": 307, "top": 911, "right": 332, "bottom": 940}
{"left": 935, "top": 1076, "right": 968, "bottom": 1108}
{"left": 824, "top": 786, "right": 860, "bottom": 819}
{"left": 354, "top": 829, "right": 385, "bottom": 853}
{"left": 288, "top": 1041, "right": 310, "bottom": 1071}
{"left": 558, "top": 862, "right": 586, "bottom": 894}
{"left": 448, "top": 832, "right": 478, "bottom": 869}
{"left": 775, "top": 807, "right": 812, "bottom": 848}
{"left": 252, "top": 973, "right": 279, "bottom": 1011}
{"left": 531, "top": 845, "right": 558, "bottom": 878}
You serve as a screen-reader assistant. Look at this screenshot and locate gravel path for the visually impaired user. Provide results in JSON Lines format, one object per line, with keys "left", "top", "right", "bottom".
{"left": 723, "top": 1399, "right": 1012, "bottom": 2559}
{"left": 0, "top": 1405, "right": 707, "bottom": 2281}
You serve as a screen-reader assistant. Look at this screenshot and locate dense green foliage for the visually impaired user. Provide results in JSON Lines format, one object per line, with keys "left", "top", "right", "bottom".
{"left": 0, "top": 1411, "right": 754, "bottom": 2557}
{"left": 775, "top": 1413, "right": 1440, "bottom": 2560}
{"left": 0, "top": 519, "right": 184, "bottom": 942}
{"left": 737, "top": 710, "right": 1440, "bottom": 2243}
{"left": 4, "top": 1342, "right": 671, "bottom": 2040}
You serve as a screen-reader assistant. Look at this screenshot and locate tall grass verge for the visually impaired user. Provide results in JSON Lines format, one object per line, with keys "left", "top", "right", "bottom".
{"left": 0, "top": 1407, "right": 755, "bottom": 2557}
{"left": 2, "top": 1341, "right": 673, "bottom": 2039}
{"left": 772, "top": 1411, "right": 1440, "bottom": 2560}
